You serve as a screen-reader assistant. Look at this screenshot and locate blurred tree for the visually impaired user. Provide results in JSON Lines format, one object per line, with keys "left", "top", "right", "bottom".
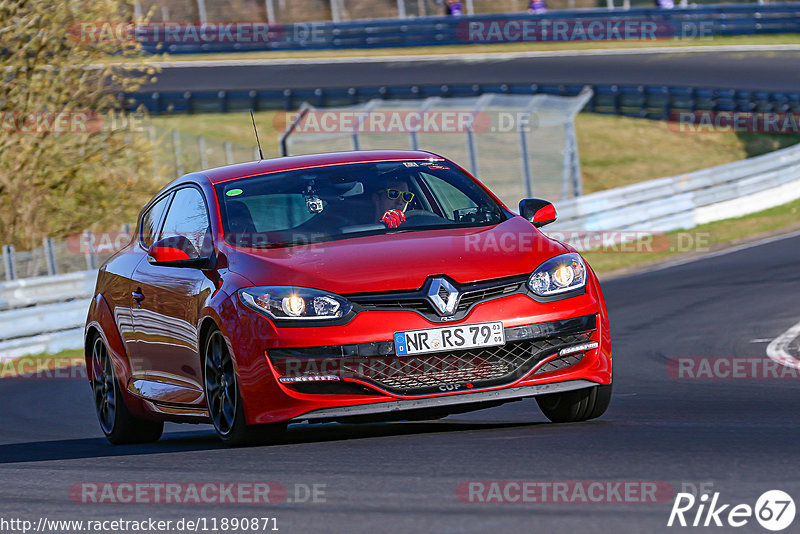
{"left": 0, "top": 0, "right": 163, "bottom": 250}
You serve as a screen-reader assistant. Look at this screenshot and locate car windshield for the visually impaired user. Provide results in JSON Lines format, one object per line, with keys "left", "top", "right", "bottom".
{"left": 214, "top": 160, "right": 507, "bottom": 248}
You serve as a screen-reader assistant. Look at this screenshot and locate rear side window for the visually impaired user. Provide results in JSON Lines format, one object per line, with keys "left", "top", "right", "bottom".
{"left": 158, "top": 187, "right": 211, "bottom": 254}
{"left": 139, "top": 194, "right": 171, "bottom": 248}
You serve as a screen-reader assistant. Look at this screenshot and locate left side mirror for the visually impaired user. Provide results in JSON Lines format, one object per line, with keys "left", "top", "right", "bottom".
{"left": 148, "top": 235, "right": 211, "bottom": 268}
{"left": 519, "top": 198, "right": 557, "bottom": 228}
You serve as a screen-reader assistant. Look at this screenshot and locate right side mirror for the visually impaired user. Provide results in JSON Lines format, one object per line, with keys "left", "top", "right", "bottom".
{"left": 519, "top": 198, "right": 557, "bottom": 228}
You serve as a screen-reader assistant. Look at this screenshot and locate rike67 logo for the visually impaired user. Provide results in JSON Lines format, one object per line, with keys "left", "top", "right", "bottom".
{"left": 668, "top": 490, "right": 795, "bottom": 531}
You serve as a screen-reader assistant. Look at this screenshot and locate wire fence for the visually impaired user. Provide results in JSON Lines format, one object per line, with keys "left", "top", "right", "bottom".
{"left": 280, "top": 89, "right": 592, "bottom": 207}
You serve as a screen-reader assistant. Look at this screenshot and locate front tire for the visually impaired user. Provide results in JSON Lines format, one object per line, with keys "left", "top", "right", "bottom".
{"left": 203, "top": 328, "right": 285, "bottom": 446}
{"left": 536, "top": 384, "right": 612, "bottom": 423}
{"left": 90, "top": 335, "right": 164, "bottom": 445}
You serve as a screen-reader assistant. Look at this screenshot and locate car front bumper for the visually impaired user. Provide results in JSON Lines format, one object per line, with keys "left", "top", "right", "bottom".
{"left": 222, "top": 274, "right": 612, "bottom": 425}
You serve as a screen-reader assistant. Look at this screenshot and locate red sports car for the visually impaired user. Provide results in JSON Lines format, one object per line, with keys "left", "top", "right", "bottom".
{"left": 85, "top": 150, "right": 612, "bottom": 445}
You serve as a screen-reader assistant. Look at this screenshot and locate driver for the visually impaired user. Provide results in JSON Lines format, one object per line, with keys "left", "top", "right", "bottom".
{"left": 374, "top": 178, "right": 415, "bottom": 229}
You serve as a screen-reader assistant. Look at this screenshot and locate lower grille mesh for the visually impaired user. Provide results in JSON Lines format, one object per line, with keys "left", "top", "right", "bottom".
{"left": 272, "top": 331, "right": 592, "bottom": 396}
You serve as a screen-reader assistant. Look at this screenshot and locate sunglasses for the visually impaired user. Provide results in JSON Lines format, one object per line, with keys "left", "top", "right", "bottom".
{"left": 379, "top": 188, "right": 415, "bottom": 203}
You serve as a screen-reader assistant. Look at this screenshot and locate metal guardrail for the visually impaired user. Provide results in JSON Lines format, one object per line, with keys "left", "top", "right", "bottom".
{"left": 0, "top": 271, "right": 96, "bottom": 361}
{"left": 139, "top": 4, "right": 800, "bottom": 54}
{"left": 549, "top": 140, "right": 800, "bottom": 233}
{"left": 0, "top": 271, "right": 96, "bottom": 311}
{"left": 129, "top": 83, "right": 800, "bottom": 118}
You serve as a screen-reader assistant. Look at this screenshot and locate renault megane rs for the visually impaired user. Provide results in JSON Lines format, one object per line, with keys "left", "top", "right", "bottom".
{"left": 85, "top": 150, "right": 612, "bottom": 445}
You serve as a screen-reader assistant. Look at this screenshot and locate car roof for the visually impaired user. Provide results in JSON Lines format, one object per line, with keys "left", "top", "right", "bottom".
{"left": 199, "top": 150, "right": 445, "bottom": 185}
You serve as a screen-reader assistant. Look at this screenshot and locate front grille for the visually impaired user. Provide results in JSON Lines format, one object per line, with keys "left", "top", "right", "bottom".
{"left": 269, "top": 324, "right": 594, "bottom": 396}
{"left": 455, "top": 281, "right": 523, "bottom": 313}
{"left": 348, "top": 275, "right": 528, "bottom": 321}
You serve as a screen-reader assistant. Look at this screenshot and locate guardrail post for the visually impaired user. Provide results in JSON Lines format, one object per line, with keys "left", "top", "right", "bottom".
{"left": 43, "top": 237, "right": 58, "bottom": 276}
{"left": 184, "top": 91, "right": 194, "bottom": 114}
{"left": 249, "top": 90, "right": 259, "bottom": 112}
{"left": 218, "top": 91, "right": 228, "bottom": 113}
{"left": 396, "top": 0, "right": 406, "bottom": 18}
{"left": 2, "top": 245, "right": 16, "bottom": 281}
{"left": 83, "top": 231, "right": 98, "bottom": 271}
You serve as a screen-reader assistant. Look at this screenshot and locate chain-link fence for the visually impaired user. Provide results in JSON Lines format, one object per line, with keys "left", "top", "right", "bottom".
{"left": 280, "top": 89, "right": 592, "bottom": 208}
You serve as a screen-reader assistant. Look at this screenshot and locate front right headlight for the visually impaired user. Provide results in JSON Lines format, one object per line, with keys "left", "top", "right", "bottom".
{"left": 528, "top": 253, "right": 587, "bottom": 297}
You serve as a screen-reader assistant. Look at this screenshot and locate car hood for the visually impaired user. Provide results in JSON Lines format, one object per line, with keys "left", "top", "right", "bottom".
{"left": 225, "top": 216, "right": 567, "bottom": 294}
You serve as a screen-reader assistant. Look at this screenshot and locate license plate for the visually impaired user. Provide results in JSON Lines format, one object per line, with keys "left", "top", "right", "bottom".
{"left": 394, "top": 321, "right": 505, "bottom": 356}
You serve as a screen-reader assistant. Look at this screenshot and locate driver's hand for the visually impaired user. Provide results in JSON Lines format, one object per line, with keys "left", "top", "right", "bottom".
{"left": 381, "top": 209, "right": 406, "bottom": 229}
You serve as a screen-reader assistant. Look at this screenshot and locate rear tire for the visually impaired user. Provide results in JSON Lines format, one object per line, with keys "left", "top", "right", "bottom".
{"left": 536, "top": 384, "right": 612, "bottom": 423}
{"left": 90, "top": 335, "right": 164, "bottom": 445}
{"left": 203, "top": 327, "right": 286, "bottom": 446}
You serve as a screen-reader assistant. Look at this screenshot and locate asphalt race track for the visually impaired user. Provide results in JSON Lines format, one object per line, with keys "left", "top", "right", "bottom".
{"left": 2, "top": 231, "right": 799, "bottom": 533}
{"left": 145, "top": 49, "right": 800, "bottom": 93}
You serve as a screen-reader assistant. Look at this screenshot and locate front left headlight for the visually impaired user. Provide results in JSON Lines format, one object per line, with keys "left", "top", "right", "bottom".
{"left": 239, "top": 287, "right": 352, "bottom": 321}
{"left": 528, "top": 253, "right": 587, "bottom": 296}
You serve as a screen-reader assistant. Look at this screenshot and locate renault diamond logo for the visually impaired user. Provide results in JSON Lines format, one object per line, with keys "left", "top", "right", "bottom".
{"left": 428, "top": 278, "right": 459, "bottom": 316}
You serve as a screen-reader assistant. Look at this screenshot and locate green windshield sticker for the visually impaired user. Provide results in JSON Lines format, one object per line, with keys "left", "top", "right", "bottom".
{"left": 226, "top": 189, "right": 243, "bottom": 197}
